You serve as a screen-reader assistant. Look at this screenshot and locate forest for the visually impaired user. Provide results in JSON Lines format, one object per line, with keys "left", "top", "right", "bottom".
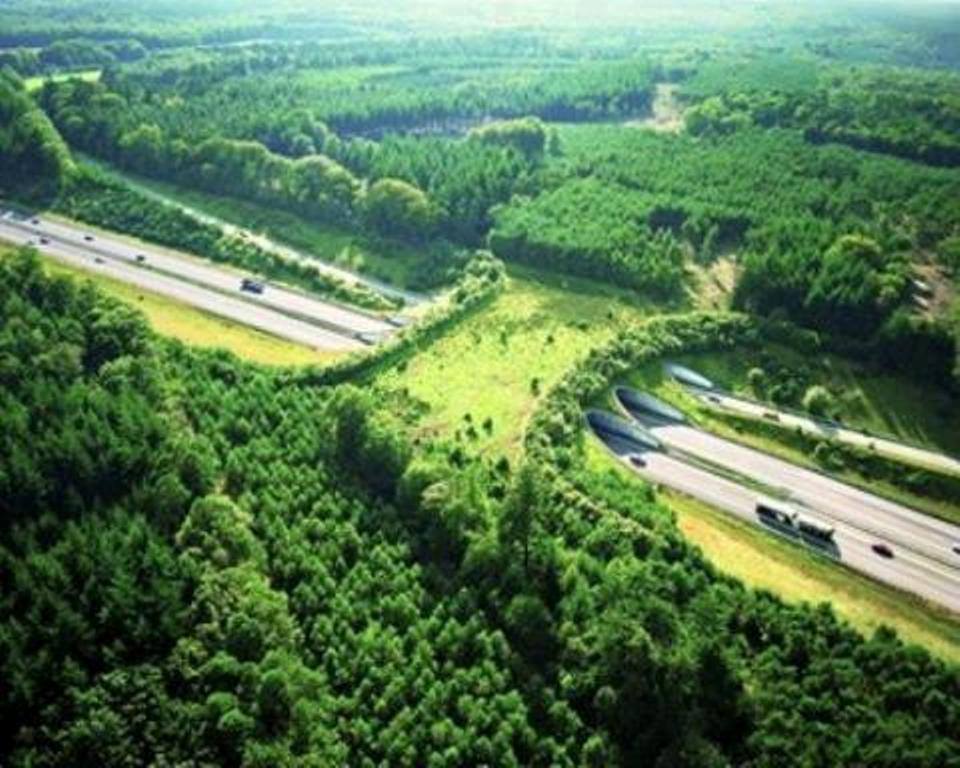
{"left": 2, "top": 1, "right": 960, "bottom": 766}
{"left": 1, "top": 253, "right": 957, "bottom": 767}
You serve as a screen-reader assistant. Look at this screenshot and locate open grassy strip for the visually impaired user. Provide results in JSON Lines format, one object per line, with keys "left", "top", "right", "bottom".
{"left": 584, "top": 438, "right": 960, "bottom": 664}
{"left": 378, "top": 265, "right": 658, "bottom": 458}
{"left": 27, "top": 249, "right": 335, "bottom": 366}
{"left": 673, "top": 346, "right": 960, "bottom": 455}
{"left": 622, "top": 356, "right": 960, "bottom": 525}
{"left": 84, "top": 160, "right": 430, "bottom": 290}
{"left": 24, "top": 69, "right": 101, "bottom": 92}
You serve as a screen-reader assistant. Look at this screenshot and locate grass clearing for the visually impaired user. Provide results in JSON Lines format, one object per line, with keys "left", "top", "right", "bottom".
{"left": 586, "top": 438, "right": 960, "bottom": 663}
{"left": 25, "top": 69, "right": 100, "bottom": 92}
{"left": 32, "top": 252, "right": 335, "bottom": 366}
{"left": 379, "top": 265, "right": 657, "bottom": 458}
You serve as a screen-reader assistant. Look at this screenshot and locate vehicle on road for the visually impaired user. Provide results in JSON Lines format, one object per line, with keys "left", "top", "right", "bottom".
{"left": 762, "top": 410, "right": 781, "bottom": 422}
{"left": 135, "top": 254, "right": 146, "bottom": 263}
{"left": 39, "top": 237, "right": 49, "bottom": 244}
{"left": 355, "top": 331, "right": 379, "bottom": 345}
{"left": 952, "top": 543, "right": 960, "bottom": 556}
{"left": 240, "top": 277, "right": 265, "bottom": 294}
{"left": 386, "top": 315, "right": 410, "bottom": 328}
{"left": 756, "top": 499, "right": 797, "bottom": 528}
{"left": 627, "top": 453, "right": 647, "bottom": 468}
{"left": 797, "top": 516, "right": 835, "bottom": 543}
{"left": 706, "top": 394, "right": 721, "bottom": 404}
{"left": 84, "top": 234, "right": 95, "bottom": 242}
{"left": 94, "top": 257, "right": 105, "bottom": 264}
{"left": 31, "top": 218, "right": 40, "bottom": 225}
{"left": 872, "top": 543, "right": 894, "bottom": 558}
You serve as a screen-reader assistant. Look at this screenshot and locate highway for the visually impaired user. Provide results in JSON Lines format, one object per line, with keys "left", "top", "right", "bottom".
{"left": 0, "top": 210, "right": 396, "bottom": 351}
{"left": 591, "top": 392, "right": 960, "bottom": 614}
{"left": 693, "top": 388, "right": 960, "bottom": 476}
{"left": 604, "top": 440, "right": 960, "bottom": 613}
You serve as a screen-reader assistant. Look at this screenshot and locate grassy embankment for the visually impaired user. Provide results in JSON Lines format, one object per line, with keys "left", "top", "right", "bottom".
{"left": 584, "top": 438, "right": 960, "bottom": 664}
{"left": 1, "top": 244, "right": 330, "bottom": 366}
{"left": 84, "top": 160, "right": 429, "bottom": 289}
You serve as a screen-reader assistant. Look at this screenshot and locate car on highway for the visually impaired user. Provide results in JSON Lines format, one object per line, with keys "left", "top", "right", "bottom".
{"left": 84, "top": 234, "right": 95, "bottom": 242}
{"left": 135, "top": 254, "right": 146, "bottom": 263}
{"left": 355, "top": 331, "right": 380, "bottom": 345}
{"left": 952, "top": 543, "right": 960, "bottom": 556}
{"left": 762, "top": 410, "right": 781, "bottom": 422}
{"left": 240, "top": 277, "right": 265, "bottom": 294}
{"left": 706, "top": 394, "right": 722, "bottom": 404}
{"left": 94, "top": 257, "right": 105, "bottom": 264}
{"left": 39, "top": 237, "right": 49, "bottom": 245}
{"left": 872, "top": 543, "right": 894, "bottom": 559}
{"left": 627, "top": 453, "right": 647, "bottom": 468}
{"left": 31, "top": 218, "right": 40, "bottom": 225}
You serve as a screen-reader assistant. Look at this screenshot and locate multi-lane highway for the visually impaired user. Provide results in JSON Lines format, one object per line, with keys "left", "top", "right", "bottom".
{"left": 590, "top": 390, "right": 960, "bottom": 614}
{"left": 0, "top": 210, "right": 399, "bottom": 351}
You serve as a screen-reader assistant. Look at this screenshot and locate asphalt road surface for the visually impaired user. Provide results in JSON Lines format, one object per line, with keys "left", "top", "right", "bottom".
{"left": 595, "top": 403, "right": 960, "bottom": 613}
{"left": 0, "top": 210, "right": 400, "bottom": 349}
{"left": 0, "top": 212, "right": 366, "bottom": 351}
{"left": 694, "top": 388, "right": 960, "bottom": 476}
{"left": 641, "top": 419, "right": 960, "bottom": 569}
{"left": 605, "top": 439, "right": 960, "bottom": 613}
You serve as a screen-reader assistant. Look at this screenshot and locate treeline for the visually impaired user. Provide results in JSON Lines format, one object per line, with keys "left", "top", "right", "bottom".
{"left": 489, "top": 178, "right": 688, "bottom": 295}
{"left": 39, "top": 77, "right": 548, "bottom": 247}
{"left": 0, "top": 37, "right": 147, "bottom": 76}
{"left": 512, "top": 124, "right": 960, "bottom": 345}
{"left": 0, "top": 71, "right": 72, "bottom": 200}
{"left": 103, "top": 46, "right": 655, "bottom": 138}
{"left": 683, "top": 58, "right": 960, "bottom": 167}
{"left": 55, "top": 167, "right": 396, "bottom": 311}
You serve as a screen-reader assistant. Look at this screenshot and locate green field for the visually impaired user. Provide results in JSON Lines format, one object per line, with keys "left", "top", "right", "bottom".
{"left": 585, "top": 438, "right": 960, "bottom": 664}
{"left": 378, "top": 265, "right": 655, "bottom": 457}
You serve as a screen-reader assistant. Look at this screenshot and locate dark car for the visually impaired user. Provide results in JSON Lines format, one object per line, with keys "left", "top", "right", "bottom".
{"left": 31, "top": 218, "right": 40, "bottom": 225}
{"left": 627, "top": 453, "right": 647, "bottom": 468}
{"left": 952, "top": 543, "right": 960, "bottom": 557}
{"left": 135, "top": 254, "right": 146, "bottom": 263}
{"left": 94, "top": 257, "right": 105, "bottom": 264}
{"left": 84, "top": 234, "right": 95, "bottom": 242}
{"left": 39, "top": 237, "right": 49, "bottom": 245}
{"left": 872, "top": 543, "right": 894, "bottom": 559}
{"left": 240, "top": 277, "right": 265, "bottom": 294}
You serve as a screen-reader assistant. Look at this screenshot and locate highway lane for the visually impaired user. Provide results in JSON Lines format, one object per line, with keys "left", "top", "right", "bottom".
{"left": 597, "top": 433, "right": 960, "bottom": 613}
{"left": 693, "top": 388, "right": 960, "bottom": 477}
{"left": 2, "top": 221, "right": 364, "bottom": 352}
{"left": 0, "top": 211, "right": 395, "bottom": 339}
{"left": 626, "top": 412, "right": 960, "bottom": 571}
